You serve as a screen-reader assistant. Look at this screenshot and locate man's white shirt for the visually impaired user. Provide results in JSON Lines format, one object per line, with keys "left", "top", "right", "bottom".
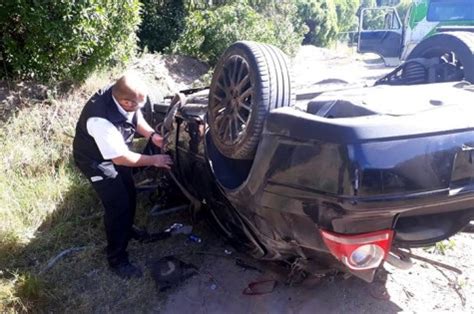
{"left": 86, "top": 96, "right": 140, "bottom": 160}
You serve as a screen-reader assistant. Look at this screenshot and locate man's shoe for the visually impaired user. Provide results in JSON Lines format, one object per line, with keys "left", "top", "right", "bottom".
{"left": 130, "top": 225, "right": 150, "bottom": 242}
{"left": 110, "top": 261, "right": 143, "bottom": 279}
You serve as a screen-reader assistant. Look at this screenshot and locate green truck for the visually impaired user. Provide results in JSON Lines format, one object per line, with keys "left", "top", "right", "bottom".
{"left": 358, "top": 0, "right": 474, "bottom": 66}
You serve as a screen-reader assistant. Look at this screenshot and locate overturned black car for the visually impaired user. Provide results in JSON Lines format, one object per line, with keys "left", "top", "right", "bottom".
{"left": 144, "top": 33, "right": 474, "bottom": 283}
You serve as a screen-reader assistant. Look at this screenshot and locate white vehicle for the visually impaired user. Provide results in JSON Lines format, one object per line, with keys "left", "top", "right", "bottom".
{"left": 358, "top": 0, "right": 474, "bottom": 66}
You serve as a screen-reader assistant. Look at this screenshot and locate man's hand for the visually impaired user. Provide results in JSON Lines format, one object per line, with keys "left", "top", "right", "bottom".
{"left": 150, "top": 154, "right": 173, "bottom": 170}
{"left": 151, "top": 133, "right": 164, "bottom": 149}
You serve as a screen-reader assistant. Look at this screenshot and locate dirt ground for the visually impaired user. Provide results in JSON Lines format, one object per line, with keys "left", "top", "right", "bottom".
{"left": 143, "top": 46, "right": 474, "bottom": 313}
{"left": 159, "top": 234, "right": 473, "bottom": 313}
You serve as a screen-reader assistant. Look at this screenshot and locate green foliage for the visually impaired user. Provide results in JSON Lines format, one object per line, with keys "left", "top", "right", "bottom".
{"left": 433, "top": 239, "right": 456, "bottom": 255}
{"left": 138, "top": 0, "right": 186, "bottom": 53}
{"left": 0, "top": 1, "right": 141, "bottom": 82}
{"left": 14, "top": 273, "right": 49, "bottom": 309}
{"left": 334, "top": 0, "right": 359, "bottom": 32}
{"left": 254, "top": 1, "right": 307, "bottom": 55}
{"left": 357, "top": 0, "right": 411, "bottom": 32}
{"left": 171, "top": 2, "right": 304, "bottom": 65}
{"left": 295, "top": 0, "right": 339, "bottom": 47}
{"left": 360, "top": 0, "right": 377, "bottom": 7}
{"left": 358, "top": 0, "right": 389, "bottom": 31}
{"left": 423, "top": 239, "right": 456, "bottom": 255}
{"left": 361, "top": 11, "right": 386, "bottom": 30}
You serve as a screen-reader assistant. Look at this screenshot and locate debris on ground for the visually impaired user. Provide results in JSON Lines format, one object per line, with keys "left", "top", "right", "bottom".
{"left": 187, "top": 234, "right": 202, "bottom": 244}
{"left": 166, "top": 223, "right": 193, "bottom": 236}
{"left": 41, "top": 246, "right": 90, "bottom": 273}
{"left": 242, "top": 279, "right": 278, "bottom": 296}
{"left": 149, "top": 256, "right": 198, "bottom": 292}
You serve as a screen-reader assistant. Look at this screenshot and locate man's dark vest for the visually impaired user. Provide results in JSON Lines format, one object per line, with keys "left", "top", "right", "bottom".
{"left": 73, "top": 85, "right": 137, "bottom": 175}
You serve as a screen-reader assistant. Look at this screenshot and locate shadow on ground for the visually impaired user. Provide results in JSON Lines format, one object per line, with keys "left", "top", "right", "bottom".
{"left": 0, "top": 165, "right": 405, "bottom": 313}
{"left": 0, "top": 165, "right": 188, "bottom": 312}
{"left": 160, "top": 249, "right": 404, "bottom": 314}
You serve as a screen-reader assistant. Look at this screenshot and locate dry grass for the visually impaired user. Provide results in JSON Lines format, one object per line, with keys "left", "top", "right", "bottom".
{"left": 0, "top": 56, "right": 216, "bottom": 312}
{"left": 0, "top": 70, "right": 180, "bottom": 312}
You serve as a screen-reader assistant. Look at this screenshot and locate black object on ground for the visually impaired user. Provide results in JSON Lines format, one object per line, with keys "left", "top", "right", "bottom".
{"left": 130, "top": 225, "right": 151, "bottom": 242}
{"left": 149, "top": 256, "right": 198, "bottom": 292}
{"left": 110, "top": 261, "right": 143, "bottom": 279}
{"left": 150, "top": 204, "right": 189, "bottom": 217}
{"left": 131, "top": 224, "right": 193, "bottom": 244}
{"left": 130, "top": 225, "right": 171, "bottom": 243}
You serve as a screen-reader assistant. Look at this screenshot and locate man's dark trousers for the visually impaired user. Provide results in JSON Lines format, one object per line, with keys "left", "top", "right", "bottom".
{"left": 89, "top": 165, "right": 136, "bottom": 266}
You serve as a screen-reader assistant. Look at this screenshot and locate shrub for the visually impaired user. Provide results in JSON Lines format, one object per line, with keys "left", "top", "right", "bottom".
{"left": 171, "top": 2, "right": 304, "bottom": 65}
{"left": 249, "top": 0, "right": 307, "bottom": 54}
{"left": 0, "top": 1, "right": 141, "bottom": 82}
{"left": 358, "top": 0, "right": 387, "bottom": 30}
{"left": 295, "top": 0, "right": 339, "bottom": 47}
{"left": 334, "top": 0, "right": 359, "bottom": 33}
{"left": 357, "top": 0, "right": 411, "bottom": 32}
{"left": 138, "top": 0, "right": 186, "bottom": 53}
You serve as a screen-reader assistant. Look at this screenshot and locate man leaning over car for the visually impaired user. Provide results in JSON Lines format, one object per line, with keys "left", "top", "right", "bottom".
{"left": 73, "top": 72, "right": 173, "bottom": 279}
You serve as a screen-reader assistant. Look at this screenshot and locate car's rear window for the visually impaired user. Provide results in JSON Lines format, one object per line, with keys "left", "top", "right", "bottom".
{"left": 427, "top": 0, "right": 474, "bottom": 21}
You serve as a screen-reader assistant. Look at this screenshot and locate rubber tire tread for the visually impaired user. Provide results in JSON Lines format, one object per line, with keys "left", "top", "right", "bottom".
{"left": 407, "top": 32, "right": 474, "bottom": 83}
{"left": 208, "top": 41, "right": 293, "bottom": 160}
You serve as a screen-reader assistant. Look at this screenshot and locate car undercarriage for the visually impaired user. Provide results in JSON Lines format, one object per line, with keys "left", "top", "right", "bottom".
{"left": 144, "top": 33, "right": 474, "bottom": 283}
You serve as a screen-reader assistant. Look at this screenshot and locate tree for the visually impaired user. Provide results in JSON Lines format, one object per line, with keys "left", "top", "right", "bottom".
{"left": 335, "top": 0, "right": 359, "bottom": 33}
{"left": 0, "top": 1, "right": 141, "bottom": 82}
{"left": 138, "top": 0, "right": 187, "bottom": 53}
{"left": 295, "top": 0, "right": 339, "bottom": 47}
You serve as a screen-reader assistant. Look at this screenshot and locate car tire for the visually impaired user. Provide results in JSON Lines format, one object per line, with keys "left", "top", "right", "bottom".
{"left": 407, "top": 32, "right": 474, "bottom": 83}
{"left": 208, "top": 41, "right": 295, "bottom": 160}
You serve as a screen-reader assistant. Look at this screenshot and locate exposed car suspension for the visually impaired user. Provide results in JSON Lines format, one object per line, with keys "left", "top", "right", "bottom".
{"left": 375, "top": 56, "right": 464, "bottom": 86}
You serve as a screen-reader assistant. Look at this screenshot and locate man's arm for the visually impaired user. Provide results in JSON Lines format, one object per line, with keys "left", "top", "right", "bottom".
{"left": 136, "top": 110, "right": 163, "bottom": 147}
{"left": 87, "top": 117, "right": 172, "bottom": 169}
{"left": 112, "top": 151, "right": 172, "bottom": 169}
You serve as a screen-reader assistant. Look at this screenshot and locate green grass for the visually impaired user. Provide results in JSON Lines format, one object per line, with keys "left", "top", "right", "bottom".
{"left": 0, "top": 72, "right": 139, "bottom": 311}
{"left": 0, "top": 67, "right": 220, "bottom": 311}
{"left": 423, "top": 239, "right": 457, "bottom": 256}
{"left": 0, "top": 75, "right": 104, "bottom": 311}
{"left": 0, "top": 71, "right": 210, "bottom": 312}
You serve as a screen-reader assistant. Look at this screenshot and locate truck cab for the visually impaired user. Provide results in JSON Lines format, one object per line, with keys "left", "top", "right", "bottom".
{"left": 358, "top": 0, "right": 474, "bottom": 66}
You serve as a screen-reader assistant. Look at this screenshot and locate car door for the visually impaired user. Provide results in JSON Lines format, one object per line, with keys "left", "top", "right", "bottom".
{"left": 358, "top": 7, "right": 403, "bottom": 66}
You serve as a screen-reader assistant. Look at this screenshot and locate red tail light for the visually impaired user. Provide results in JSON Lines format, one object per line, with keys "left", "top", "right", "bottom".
{"left": 320, "top": 229, "right": 394, "bottom": 270}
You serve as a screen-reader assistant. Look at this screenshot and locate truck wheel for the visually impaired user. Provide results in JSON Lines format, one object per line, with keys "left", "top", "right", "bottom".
{"left": 407, "top": 32, "right": 474, "bottom": 83}
{"left": 208, "top": 41, "right": 295, "bottom": 160}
